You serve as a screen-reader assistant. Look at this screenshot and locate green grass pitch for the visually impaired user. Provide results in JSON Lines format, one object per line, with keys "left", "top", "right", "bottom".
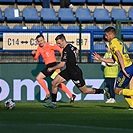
{"left": 0, "top": 101, "right": 133, "bottom": 133}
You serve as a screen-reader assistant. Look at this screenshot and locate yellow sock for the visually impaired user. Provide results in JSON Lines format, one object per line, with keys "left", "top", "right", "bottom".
{"left": 124, "top": 96, "right": 133, "bottom": 108}
{"left": 119, "top": 89, "right": 133, "bottom": 96}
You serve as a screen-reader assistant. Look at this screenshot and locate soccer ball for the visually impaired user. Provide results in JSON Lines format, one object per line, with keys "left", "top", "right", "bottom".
{"left": 4, "top": 99, "right": 16, "bottom": 110}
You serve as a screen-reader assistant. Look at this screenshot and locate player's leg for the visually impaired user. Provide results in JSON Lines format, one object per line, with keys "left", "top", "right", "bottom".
{"left": 114, "top": 66, "right": 133, "bottom": 109}
{"left": 115, "top": 65, "right": 133, "bottom": 96}
{"left": 52, "top": 74, "right": 65, "bottom": 92}
{"left": 71, "top": 70, "right": 106, "bottom": 95}
{"left": 118, "top": 88, "right": 133, "bottom": 96}
{"left": 78, "top": 85, "right": 105, "bottom": 94}
{"left": 115, "top": 78, "right": 133, "bottom": 96}
{"left": 44, "top": 74, "right": 66, "bottom": 108}
{"left": 40, "top": 63, "right": 61, "bottom": 101}
{"left": 116, "top": 86, "right": 133, "bottom": 110}
{"left": 51, "top": 70, "right": 76, "bottom": 102}
{"left": 124, "top": 96, "right": 133, "bottom": 110}
{"left": 129, "top": 77, "right": 133, "bottom": 100}
{"left": 125, "top": 77, "right": 133, "bottom": 110}
{"left": 36, "top": 72, "right": 50, "bottom": 100}
{"left": 118, "top": 87, "right": 133, "bottom": 110}
{"left": 37, "top": 65, "right": 56, "bottom": 101}
{"left": 59, "top": 83, "right": 76, "bottom": 103}
{"left": 78, "top": 85, "right": 95, "bottom": 94}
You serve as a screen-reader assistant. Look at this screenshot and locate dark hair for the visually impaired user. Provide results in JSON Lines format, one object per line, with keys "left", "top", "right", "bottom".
{"left": 104, "top": 27, "right": 116, "bottom": 35}
{"left": 55, "top": 34, "right": 66, "bottom": 41}
{"left": 36, "top": 34, "right": 44, "bottom": 40}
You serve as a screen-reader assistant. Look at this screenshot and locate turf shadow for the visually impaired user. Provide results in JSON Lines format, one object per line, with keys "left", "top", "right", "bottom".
{"left": 58, "top": 105, "right": 83, "bottom": 108}
{"left": 96, "top": 105, "right": 127, "bottom": 110}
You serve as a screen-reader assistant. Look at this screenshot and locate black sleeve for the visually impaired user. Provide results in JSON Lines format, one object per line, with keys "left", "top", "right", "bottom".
{"left": 61, "top": 49, "right": 67, "bottom": 62}
{"left": 73, "top": 46, "right": 78, "bottom": 51}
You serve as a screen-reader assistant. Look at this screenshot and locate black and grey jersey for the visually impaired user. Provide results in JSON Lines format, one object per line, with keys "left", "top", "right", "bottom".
{"left": 61, "top": 44, "right": 79, "bottom": 73}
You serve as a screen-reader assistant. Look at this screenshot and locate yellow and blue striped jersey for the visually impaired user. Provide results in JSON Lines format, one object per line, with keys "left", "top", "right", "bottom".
{"left": 109, "top": 38, "right": 132, "bottom": 67}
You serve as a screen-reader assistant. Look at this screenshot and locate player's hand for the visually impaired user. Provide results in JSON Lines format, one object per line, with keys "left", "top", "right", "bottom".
{"left": 47, "top": 67, "right": 53, "bottom": 72}
{"left": 92, "top": 52, "right": 101, "bottom": 61}
{"left": 76, "top": 49, "right": 79, "bottom": 54}
{"left": 122, "top": 69, "right": 130, "bottom": 78}
{"left": 31, "top": 50, "right": 36, "bottom": 55}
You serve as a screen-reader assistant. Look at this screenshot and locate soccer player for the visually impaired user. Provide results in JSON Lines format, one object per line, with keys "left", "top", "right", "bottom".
{"left": 31, "top": 34, "right": 76, "bottom": 102}
{"left": 93, "top": 27, "right": 133, "bottom": 110}
{"left": 44, "top": 34, "right": 108, "bottom": 108}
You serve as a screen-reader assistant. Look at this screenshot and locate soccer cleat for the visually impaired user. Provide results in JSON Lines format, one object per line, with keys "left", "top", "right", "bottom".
{"left": 44, "top": 102, "right": 56, "bottom": 109}
{"left": 44, "top": 94, "right": 51, "bottom": 101}
{"left": 105, "top": 98, "right": 116, "bottom": 103}
{"left": 128, "top": 107, "right": 133, "bottom": 110}
{"left": 70, "top": 94, "right": 76, "bottom": 103}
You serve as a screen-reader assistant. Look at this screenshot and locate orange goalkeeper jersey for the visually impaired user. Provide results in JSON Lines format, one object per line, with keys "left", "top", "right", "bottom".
{"left": 33, "top": 42, "right": 62, "bottom": 65}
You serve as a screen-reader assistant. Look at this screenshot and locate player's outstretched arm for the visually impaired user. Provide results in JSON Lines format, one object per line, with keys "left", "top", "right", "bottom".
{"left": 93, "top": 52, "right": 114, "bottom": 63}
{"left": 92, "top": 52, "right": 101, "bottom": 61}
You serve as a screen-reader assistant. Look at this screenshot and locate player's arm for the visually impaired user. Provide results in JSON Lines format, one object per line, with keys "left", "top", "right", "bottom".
{"left": 115, "top": 50, "right": 124, "bottom": 69}
{"left": 115, "top": 50, "right": 130, "bottom": 78}
{"left": 31, "top": 50, "right": 36, "bottom": 57}
{"left": 93, "top": 52, "right": 114, "bottom": 63}
{"left": 31, "top": 48, "right": 40, "bottom": 60}
{"left": 106, "top": 56, "right": 118, "bottom": 66}
{"left": 106, "top": 61, "right": 118, "bottom": 66}
{"left": 48, "top": 61, "right": 66, "bottom": 72}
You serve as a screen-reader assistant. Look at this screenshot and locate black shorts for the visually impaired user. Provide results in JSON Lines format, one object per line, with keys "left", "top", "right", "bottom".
{"left": 41, "top": 62, "right": 57, "bottom": 77}
{"left": 59, "top": 68, "right": 85, "bottom": 88}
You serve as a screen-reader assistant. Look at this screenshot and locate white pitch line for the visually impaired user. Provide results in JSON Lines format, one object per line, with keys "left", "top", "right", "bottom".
{"left": 0, "top": 123, "right": 133, "bottom": 132}
{"left": 38, "top": 124, "right": 133, "bottom": 131}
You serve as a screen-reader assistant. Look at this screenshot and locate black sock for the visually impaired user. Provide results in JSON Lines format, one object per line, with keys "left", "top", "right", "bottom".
{"left": 93, "top": 88, "right": 104, "bottom": 94}
{"left": 52, "top": 93, "right": 57, "bottom": 102}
